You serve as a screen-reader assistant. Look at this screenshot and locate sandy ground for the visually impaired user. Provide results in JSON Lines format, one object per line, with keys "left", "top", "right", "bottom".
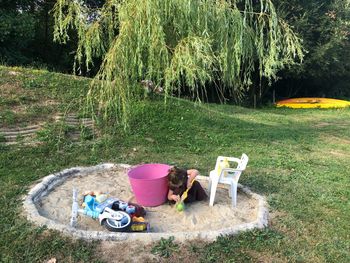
{"left": 38, "top": 166, "right": 258, "bottom": 233}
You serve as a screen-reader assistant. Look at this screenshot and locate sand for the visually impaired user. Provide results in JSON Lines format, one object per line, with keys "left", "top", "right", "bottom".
{"left": 37, "top": 166, "right": 258, "bottom": 233}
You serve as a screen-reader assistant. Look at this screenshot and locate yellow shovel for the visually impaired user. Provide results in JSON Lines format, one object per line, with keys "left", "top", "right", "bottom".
{"left": 175, "top": 180, "right": 195, "bottom": 212}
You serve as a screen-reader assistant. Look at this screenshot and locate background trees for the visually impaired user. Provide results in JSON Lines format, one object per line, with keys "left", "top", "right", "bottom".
{"left": 0, "top": 0, "right": 36, "bottom": 65}
{"left": 0, "top": 0, "right": 75, "bottom": 71}
{"left": 51, "top": 0, "right": 303, "bottom": 124}
{"left": 272, "top": 0, "right": 350, "bottom": 100}
{"left": 1, "top": 0, "right": 349, "bottom": 103}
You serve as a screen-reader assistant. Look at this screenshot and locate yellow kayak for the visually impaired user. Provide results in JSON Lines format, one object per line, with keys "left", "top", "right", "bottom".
{"left": 276, "top": 98, "right": 350, "bottom": 109}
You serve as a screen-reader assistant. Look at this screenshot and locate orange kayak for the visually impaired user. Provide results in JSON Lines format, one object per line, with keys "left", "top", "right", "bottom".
{"left": 276, "top": 98, "right": 350, "bottom": 109}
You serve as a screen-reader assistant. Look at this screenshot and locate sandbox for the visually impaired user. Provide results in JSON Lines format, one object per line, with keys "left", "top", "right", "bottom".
{"left": 23, "top": 163, "right": 268, "bottom": 243}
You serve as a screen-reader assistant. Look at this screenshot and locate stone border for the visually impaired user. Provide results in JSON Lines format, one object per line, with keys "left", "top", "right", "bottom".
{"left": 23, "top": 163, "right": 269, "bottom": 243}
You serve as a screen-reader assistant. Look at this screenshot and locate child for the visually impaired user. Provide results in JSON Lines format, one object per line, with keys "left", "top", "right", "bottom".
{"left": 167, "top": 166, "right": 207, "bottom": 203}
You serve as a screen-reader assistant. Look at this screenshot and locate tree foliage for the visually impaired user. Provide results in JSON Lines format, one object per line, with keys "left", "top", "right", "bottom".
{"left": 272, "top": 0, "right": 350, "bottom": 99}
{"left": 52, "top": 0, "right": 303, "bottom": 126}
{"left": 0, "top": 0, "right": 76, "bottom": 71}
{"left": 1, "top": 0, "right": 349, "bottom": 113}
{"left": 0, "top": 10, "right": 36, "bottom": 64}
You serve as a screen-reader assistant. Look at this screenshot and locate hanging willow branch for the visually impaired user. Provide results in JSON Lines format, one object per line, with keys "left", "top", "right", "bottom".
{"left": 53, "top": 0, "right": 303, "bottom": 127}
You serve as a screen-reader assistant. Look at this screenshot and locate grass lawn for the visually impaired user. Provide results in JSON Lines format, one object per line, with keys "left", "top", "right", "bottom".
{"left": 0, "top": 65, "right": 349, "bottom": 262}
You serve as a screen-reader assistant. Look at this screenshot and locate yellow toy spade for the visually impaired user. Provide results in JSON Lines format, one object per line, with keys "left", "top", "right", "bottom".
{"left": 175, "top": 180, "right": 196, "bottom": 212}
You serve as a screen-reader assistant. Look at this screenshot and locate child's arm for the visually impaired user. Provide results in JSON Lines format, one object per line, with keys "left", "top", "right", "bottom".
{"left": 168, "top": 189, "right": 180, "bottom": 202}
{"left": 186, "top": 169, "right": 199, "bottom": 188}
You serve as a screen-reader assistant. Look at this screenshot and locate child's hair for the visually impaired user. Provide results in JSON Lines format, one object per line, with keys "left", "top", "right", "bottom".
{"left": 167, "top": 166, "right": 186, "bottom": 188}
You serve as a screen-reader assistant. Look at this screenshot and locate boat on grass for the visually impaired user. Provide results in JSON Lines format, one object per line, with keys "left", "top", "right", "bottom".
{"left": 276, "top": 98, "right": 350, "bottom": 109}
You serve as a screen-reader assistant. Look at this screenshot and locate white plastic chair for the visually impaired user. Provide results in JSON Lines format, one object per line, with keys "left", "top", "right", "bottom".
{"left": 208, "top": 153, "right": 249, "bottom": 207}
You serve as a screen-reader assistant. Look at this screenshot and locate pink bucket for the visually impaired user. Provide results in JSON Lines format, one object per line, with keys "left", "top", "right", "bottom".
{"left": 128, "top": 163, "right": 170, "bottom": 207}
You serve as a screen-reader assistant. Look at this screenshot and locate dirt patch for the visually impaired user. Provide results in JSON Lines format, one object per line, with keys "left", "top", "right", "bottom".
{"left": 269, "top": 210, "right": 289, "bottom": 229}
{"left": 0, "top": 80, "right": 59, "bottom": 110}
{"left": 315, "top": 121, "right": 350, "bottom": 129}
{"left": 314, "top": 122, "right": 332, "bottom": 128}
{"left": 329, "top": 150, "right": 349, "bottom": 157}
{"left": 0, "top": 82, "right": 24, "bottom": 96}
{"left": 96, "top": 241, "right": 158, "bottom": 263}
{"left": 320, "top": 135, "right": 350, "bottom": 145}
{"left": 247, "top": 249, "right": 286, "bottom": 263}
{"left": 96, "top": 239, "right": 209, "bottom": 263}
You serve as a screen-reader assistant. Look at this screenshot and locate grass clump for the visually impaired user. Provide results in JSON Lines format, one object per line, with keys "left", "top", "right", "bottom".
{"left": 151, "top": 236, "right": 179, "bottom": 258}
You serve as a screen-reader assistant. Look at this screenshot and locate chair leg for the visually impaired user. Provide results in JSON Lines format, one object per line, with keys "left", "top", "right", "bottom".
{"left": 231, "top": 182, "right": 237, "bottom": 207}
{"left": 209, "top": 178, "right": 219, "bottom": 206}
{"left": 208, "top": 178, "right": 211, "bottom": 194}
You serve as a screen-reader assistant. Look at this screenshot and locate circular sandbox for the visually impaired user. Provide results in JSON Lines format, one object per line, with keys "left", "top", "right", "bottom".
{"left": 23, "top": 163, "right": 268, "bottom": 243}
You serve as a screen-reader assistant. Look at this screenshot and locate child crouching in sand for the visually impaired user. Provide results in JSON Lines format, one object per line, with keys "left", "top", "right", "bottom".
{"left": 167, "top": 166, "right": 207, "bottom": 203}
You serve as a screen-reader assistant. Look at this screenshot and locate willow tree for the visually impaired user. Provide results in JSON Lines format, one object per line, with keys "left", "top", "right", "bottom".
{"left": 53, "top": 0, "right": 303, "bottom": 126}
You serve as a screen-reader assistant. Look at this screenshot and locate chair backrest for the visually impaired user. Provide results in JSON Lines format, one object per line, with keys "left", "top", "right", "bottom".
{"left": 233, "top": 153, "right": 248, "bottom": 182}
{"left": 216, "top": 153, "right": 248, "bottom": 183}
{"left": 214, "top": 156, "right": 239, "bottom": 173}
{"left": 237, "top": 153, "right": 249, "bottom": 171}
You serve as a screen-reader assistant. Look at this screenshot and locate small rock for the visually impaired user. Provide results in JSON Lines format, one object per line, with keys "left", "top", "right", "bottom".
{"left": 8, "top": 71, "right": 20, "bottom": 76}
{"left": 145, "top": 137, "right": 155, "bottom": 143}
{"left": 45, "top": 258, "right": 56, "bottom": 263}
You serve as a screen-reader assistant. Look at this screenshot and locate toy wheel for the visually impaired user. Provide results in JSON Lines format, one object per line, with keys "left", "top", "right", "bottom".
{"left": 102, "top": 211, "right": 132, "bottom": 232}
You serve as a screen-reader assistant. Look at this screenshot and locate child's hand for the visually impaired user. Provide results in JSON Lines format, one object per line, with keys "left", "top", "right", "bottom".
{"left": 187, "top": 169, "right": 198, "bottom": 188}
{"left": 171, "top": 195, "right": 180, "bottom": 202}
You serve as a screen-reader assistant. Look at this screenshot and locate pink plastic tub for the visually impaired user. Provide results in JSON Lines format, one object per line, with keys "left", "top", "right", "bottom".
{"left": 128, "top": 163, "right": 170, "bottom": 207}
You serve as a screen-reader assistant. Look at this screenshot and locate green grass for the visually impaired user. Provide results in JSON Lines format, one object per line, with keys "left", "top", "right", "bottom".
{"left": 0, "top": 65, "right": 350, "bottom": 262}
